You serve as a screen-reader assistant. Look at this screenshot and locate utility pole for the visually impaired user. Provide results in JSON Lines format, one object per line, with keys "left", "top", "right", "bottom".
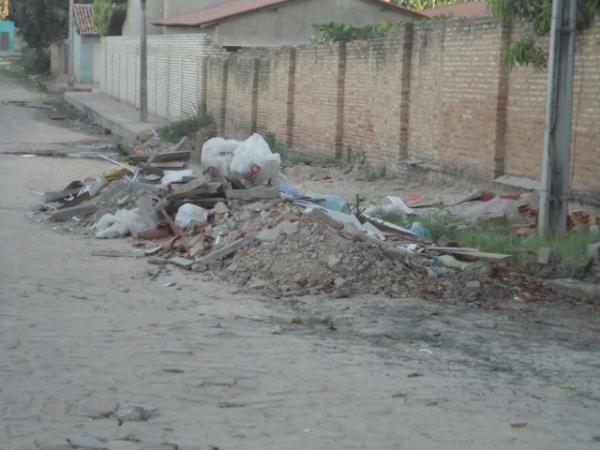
{"left": 139, "top": 0, "right": 148, "bottom": 122}
{"left": 538, "top": 0, "right": 577, "bottom": 236}
{"left": 68, "top": 0, "right": 74, "bottom": 87}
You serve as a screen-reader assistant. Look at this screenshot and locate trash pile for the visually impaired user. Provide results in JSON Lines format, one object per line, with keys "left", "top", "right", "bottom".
{"left": 36, "top": 132, "right": 577, "bottom": 302}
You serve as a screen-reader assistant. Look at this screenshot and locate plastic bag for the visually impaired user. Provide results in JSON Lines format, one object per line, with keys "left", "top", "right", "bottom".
{"left": 230, "top": 134, "right": 282, "bottom": 186}
{"left": 175, "top": 204, "right": 208, "bottom": 229}
{"left": 201, "top": 138, "right": 241, "bottom": 180}
{"left": 94, "top": 208, "right": 156, "bottom": 238}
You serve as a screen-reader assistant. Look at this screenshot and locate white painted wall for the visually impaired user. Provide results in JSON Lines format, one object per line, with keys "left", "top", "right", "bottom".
{"left": 96, "top": 34, "right": 225, "bottom": 121}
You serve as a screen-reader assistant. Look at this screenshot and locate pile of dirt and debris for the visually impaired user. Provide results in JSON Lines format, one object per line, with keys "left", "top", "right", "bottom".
{"left": 35, "top": 132, "right": 596, "bottom": 303}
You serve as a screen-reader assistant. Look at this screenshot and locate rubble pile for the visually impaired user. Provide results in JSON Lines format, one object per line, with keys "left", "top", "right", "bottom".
{"left": 35, "top": 131, "right": 598, "bottom": 302}
{"left": 220, "top": 207, "right": 424, "bottom": 298}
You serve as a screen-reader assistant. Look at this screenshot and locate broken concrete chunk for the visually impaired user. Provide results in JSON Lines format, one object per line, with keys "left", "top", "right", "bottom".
{"left": 169, "top": 256, "right": 195, "bottom": 269}
{"left": 50, "top": 203, "right": 97, "bottom": 222}
{"left": 66, "top": 436, "right": 107, "bottom": 450}
{"left": 257, "top": 227, "right": 281, "bottom": 242}
{"left": 537, "top": 247, "right": 552, "bottom": 265}
{"left": 587, "top": 242, "right": 600, "bottom": 261}
{"left": 544, "top": 279, "right": 600, "bottom": 301}
{"left": 113, "top": 403, "right": 158, "bottom": 423}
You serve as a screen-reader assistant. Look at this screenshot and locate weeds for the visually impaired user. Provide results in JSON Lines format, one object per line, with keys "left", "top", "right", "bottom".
{"left": 157, "top": 106, "right": 214, "bottom": 144}
{"left": 375, "top": 211, "right": 597, "bottom": 270}
{"left": 264, "top": 132, "right": 336, "bottom": 166}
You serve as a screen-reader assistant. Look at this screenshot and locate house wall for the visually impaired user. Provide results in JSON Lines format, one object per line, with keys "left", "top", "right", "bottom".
{"left": 164, "top": 0, "right": 422, "bottom": 46}
{"left": 96, "top": 34, "right": 226, "bottom": 121}
{"left": 0, "top": 20, "right": 15, "bottom": 52}
{"left": 121, "top": 0, "right": 165, "bottom": 36}
{"left": 205, "top": 18, "right": 600, "bottom": 197}
{"left": 50, "top": 40, "right": 67, "bottom": 78}
{"left": 74, "top": 34, "right": 100, "bottom": 84}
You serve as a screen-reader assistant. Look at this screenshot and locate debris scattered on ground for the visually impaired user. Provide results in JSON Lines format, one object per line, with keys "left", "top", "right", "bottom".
{"left": 34, "top": 131, "right": 600, "bottom": 303}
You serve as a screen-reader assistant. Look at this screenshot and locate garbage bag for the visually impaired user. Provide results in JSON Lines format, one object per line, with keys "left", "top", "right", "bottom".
{"left": 175, "top": 204, "right": 208, "bottom": 229}
{"left": 201, "top": 138, "right": 241, "bottom": 180}
{"left": 94, "top": 208, "right": 157, "bottom": 239}
{"left": 230, "top": 134, "right": 283, "bottom": 186}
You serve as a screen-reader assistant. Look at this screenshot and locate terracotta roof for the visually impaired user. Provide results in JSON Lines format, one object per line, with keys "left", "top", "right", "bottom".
{"left": 420, "top": 2, "right": 489, "bottom": 17}
{"left": 74, "top": 4, "right": 99, "bottom": 36}
{"left": 154, "top": 0, "right": 426, "bottom": 27}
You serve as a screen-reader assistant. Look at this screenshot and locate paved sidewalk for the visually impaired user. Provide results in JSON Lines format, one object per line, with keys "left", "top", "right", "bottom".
{"left": 65, "top": 91, "right": 167, "bottom": 146}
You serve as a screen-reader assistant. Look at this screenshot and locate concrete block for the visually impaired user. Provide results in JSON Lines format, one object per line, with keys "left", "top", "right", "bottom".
{"left": 544, "top": 279, "right": 600, "bottom": 301}
{"left": 587, "top": 242, "right": 600, "bottom": 261}
{"left": 537, "top": 247, "right": 552, "bottom": 264}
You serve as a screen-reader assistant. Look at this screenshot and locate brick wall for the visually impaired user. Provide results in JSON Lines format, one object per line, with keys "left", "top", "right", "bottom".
{"left": 93, "top": 23, "right": 599, "bottom": 196}
{"left": 97, "top": 34, "right": 225, "bottom": 121}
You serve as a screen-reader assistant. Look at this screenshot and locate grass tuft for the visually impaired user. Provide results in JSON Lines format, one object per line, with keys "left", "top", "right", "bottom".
{"left": 375, "top": 211, "right": 598, "bottom": 270}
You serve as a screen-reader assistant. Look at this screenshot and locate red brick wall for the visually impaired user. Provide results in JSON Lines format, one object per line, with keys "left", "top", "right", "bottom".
{"left": 505, "top": 22, "right": 600, "bottom": 193}
{"left": 205, "top": 18, "right": 600, "bottom": 196}
{"left": 343, "top": 36, "right": 406, "bottom": 165}
{"left": 292, "top": 44, "right": 344, "bottom": 157}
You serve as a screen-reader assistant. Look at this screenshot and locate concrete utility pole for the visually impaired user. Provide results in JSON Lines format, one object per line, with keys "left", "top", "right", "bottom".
{"left": 139, "top": 0, "right": 148, "bottom": 122}
{"left": 538, "top": 0, "right": 577, "bottom": 236}
{"left": 68, "top": 0, "right": 74, "bottom": 86}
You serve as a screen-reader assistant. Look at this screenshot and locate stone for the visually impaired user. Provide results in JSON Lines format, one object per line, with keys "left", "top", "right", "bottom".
{"left": 257, "top": 227, "right": 281, "bottom": 242}
{"left": 277, "top": 220, "right": 299, "bottom": 236}
{"left": 537, "top": 247, "right": 552, "bottom": 265}
{"left": 66, "top": 436, "right": 107, "bottom": 450}
{"left": 113, "top": 404, "right": 158, "bottom": 423}
{"left": 327, "top": 255, "right": 341, "bottom": 269}
{"left": 587, "top": 242, "right": 600, "bottom": 261}
{"left": 72, "top": 399, "right": 118, "bottom": 419}
{"left": 544, "top": 279, "right": 600, "bottom": 301}
{"left": 106, "top": 442, "right": 143, "bottom": 450}
{"left": 334, "top": 277, "right": 346, "bottom": 288}
{"left": 465, "top": 280, "right": 482, "bottom": 291}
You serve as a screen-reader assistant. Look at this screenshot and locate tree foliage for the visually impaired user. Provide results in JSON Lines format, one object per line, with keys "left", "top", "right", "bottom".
{"left": 488, "top": 0, "right": 600, "bottom": 69}
{"left": 92, "top": 0, "right": 127, "bottom": 36}
{"left": 11, "top": 0, "right": 67, "bottom": 50}
{"left": 392, "top": 0, "right": 460, "bottom": 11}
{"left": 312, "top": 22, "right": 401, "bottom": 43}
{"left": 0, "top": 0, "right": 9, "bottom": 20}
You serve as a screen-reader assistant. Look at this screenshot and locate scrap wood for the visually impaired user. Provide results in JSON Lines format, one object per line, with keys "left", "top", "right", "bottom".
{"left": 165, "top": 175, "right": 214, "bottom": 201}
{"left": 362, "top": 213, "right": 432, "bottom": 244}
{"left": 424, "top": 246, "right": 512, "bottom": 261}
{"left": 50, "top": 203, "right": 98, "bottom": 222}
{"left": 99, "top": 154, "right": 137, "bottom": 174}
{"left": 195, "top": 237, "right": 253, "bottom": 265}
{"left": 307, "top": 209, "right": 343, "bottom": 231}
{"left": 150, "top": 161, "right": 187, "bottom": 169}
{"left": 91, "top": 249, "right": 145, "bottom": 258}
{"left": 225, "top": 186, "right": 280, "bottom": 200}
{"left": 154, "top": 150, "right": 191, "bottom": 162}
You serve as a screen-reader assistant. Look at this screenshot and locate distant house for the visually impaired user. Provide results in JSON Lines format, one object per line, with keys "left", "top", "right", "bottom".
{"left": 149, "top": 0, "right": 426, "bottom": 47}
{"left": 73, "top": 4, "right": 101, "bottom": 83}
{"left": 420, "top": 2, "right": 489, "bottom": 18}
{"left": 0, "top": 19, "right": 15, "bottom": 55}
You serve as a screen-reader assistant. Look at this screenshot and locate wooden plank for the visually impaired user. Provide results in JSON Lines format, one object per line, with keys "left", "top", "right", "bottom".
{"left": 225, "top": 186, "right": 279, "bottom": 200}
{"left": 307, "top": 209, "right": 343, "bottom": 230}
{"left": 150, "top": 161, "right": 186, "bottom": 169}
{"left": 91, "top": 249, "right": 145, "bottom": 258}
{"left": 424, "top": 246, "right": 511, "bottom": 260}
{"left": 50, "top": 203, "right": 97, "bottom": 222}
{"left": 154, "top": 151, "right": 191, "bottom": 162}
{"left": 194, "top": 237, "right": 253, "bottom": 265}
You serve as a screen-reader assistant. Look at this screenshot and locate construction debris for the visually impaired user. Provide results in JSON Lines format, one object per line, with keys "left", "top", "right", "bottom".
{"left": 35, "top": 131, "right": 599, "bottom": 303}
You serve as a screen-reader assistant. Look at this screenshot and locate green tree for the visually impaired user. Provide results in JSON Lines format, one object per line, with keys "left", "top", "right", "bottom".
{"left": 488, "top": 0, "right": 600, "bottom": 69}
{"left": 10, "top": 0, "right": 68, "bottom": 72}
{"left": 392, "top": 0, "right": 461, "bottom": 11}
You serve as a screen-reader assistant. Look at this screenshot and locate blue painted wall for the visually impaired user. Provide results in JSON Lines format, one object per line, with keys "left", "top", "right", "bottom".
{"left": 0, "top": 20, "right": 15, "bottom": 52}
{"left": 74, "top": 32, "right": 100, "bottom": 83}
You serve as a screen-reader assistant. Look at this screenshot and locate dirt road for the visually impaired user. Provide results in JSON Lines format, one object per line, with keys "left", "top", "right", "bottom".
{"left": 1, "top": 77, "right": 599, "bottom": 450}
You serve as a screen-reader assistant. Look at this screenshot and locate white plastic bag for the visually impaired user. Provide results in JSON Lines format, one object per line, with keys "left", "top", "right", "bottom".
{"left": 201, "top": 138, "right": 241, "bottom": 180}
{"left": 230, "top": 134, "right": 282, "bottom": 186}
{"left": 94, "top": 208, "right": 156, "bottom": 238}
{"left": 161, "top": 170, "right": 194, "bottom": 186}
{"left": 175, "top": 204, "right": 208, "bottom": 229}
